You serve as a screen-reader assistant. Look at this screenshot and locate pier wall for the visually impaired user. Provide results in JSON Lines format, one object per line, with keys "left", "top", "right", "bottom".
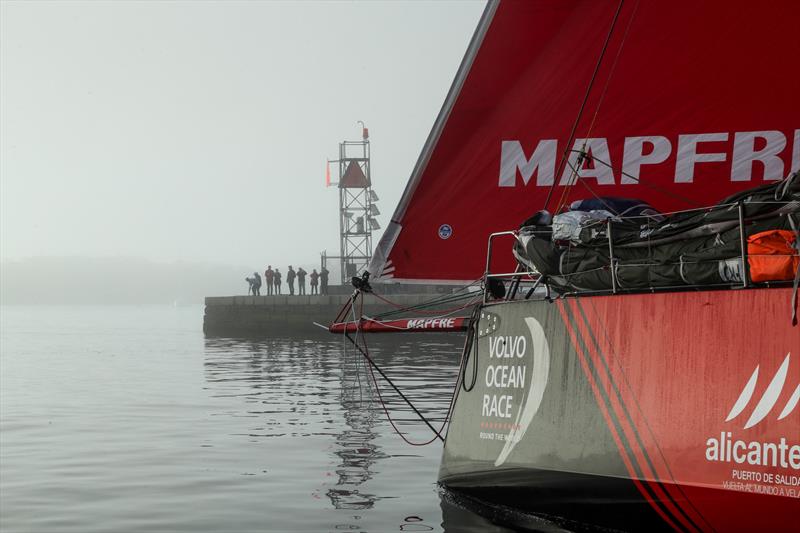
{"left": 203, "top": 294, "right": 444, "bottom": 335}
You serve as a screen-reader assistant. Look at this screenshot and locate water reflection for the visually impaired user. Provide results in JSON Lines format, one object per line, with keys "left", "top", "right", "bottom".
{"left": 204, "top": 336, "right": 342, "bottom": 441}
{"left": 204, "top": 335, "right": 468, "bottom": 531}
{"left": 328, "top": 342, "right": 384, "bottom": 510}
{"left": 0, "top": 305, "right": 529, "bottom": 532}
{"left": 202, "top": 332, "right": 527, "bottom": 532}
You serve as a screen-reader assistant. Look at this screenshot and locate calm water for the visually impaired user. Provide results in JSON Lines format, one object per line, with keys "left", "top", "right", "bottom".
{"left": 0, "top": 305, "right": 515, "bottom": 532}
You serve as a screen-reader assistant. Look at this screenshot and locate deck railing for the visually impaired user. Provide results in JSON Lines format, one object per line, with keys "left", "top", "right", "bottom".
{"left": 483, "top": 200, "right": 799, "bottom": 304}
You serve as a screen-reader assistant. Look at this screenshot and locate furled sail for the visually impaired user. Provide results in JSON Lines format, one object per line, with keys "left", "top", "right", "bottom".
{"left": 370, "top": 0, "right": 800, "bottom": 283}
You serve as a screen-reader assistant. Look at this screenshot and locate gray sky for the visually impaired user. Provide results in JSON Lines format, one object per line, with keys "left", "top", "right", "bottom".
{"left": 0, "top": 0, "right": 485, "bottom": 271}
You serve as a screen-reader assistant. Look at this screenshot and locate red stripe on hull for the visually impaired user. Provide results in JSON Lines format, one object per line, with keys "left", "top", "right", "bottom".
{"left": 567, "top": 298, "right": 708, "bottom": 532}
{"left": 557, "top": 299, "right": 689, "bottom": 532}
{"left": 571, "top": 288, "right": 800, "bottom": 532}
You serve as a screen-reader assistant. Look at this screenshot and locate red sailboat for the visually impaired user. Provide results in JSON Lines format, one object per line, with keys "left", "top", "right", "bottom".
{"left": 332, "top": 1, "right": 800, "bottom": 530}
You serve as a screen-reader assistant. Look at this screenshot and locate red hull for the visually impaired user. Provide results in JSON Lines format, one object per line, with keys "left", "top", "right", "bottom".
{"left": 562, "top": 288, "right": 799, "bottom": 531}
{"left": 440, "top": 287, "right": 799, "bottom": 532}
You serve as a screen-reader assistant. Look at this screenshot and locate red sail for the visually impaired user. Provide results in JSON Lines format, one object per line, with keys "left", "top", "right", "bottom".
{"left": 370, "top": 0, "right": 800, "bottom": 283}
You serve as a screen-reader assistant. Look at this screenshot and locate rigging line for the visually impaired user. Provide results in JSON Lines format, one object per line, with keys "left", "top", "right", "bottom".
{"left": 372, "top": 294, "right": 483, "bottom": 322}
{"left": 353, "top": 306, "right": 471, "bottom": 446}
{"left": 585, "top": 0, "right": 640, "bottom": 137}
{"left": 373, "top": 278, "right": 483, "bottom": 309}
{"left": 543, "top": 0, "right": 627, "bottom": 212}
{"left": 370, "top": 287, "right": 484, "bottom": 321}
{"left": 350, "top": 294, "right": 379, "bottom": 411}
{"left": 565, "top": 158, "right": 618, "bottom": 213}
{"left": 461, "top": 303, "right": 482, "bottom": 393}
{"left": 567, "top": 149, "right": 700, "bottom": 207}
{"left": 365, "top": 324, "right": 466, "bottom": 445}
{"left": 363, "top": 299, "right": 481, "bottom": 330}
{"left": 371, "top": 291, "right": 479, "bottom": 317}
{"left": 346, "top": 295, "right": 446, "bottom": 444}
{"left": 554, "top": 0, "right": 637, "bottom": 216}
{"left": 345, "top": 331, "right": 445, "bottom": 443}
{"left": 361, "top": 332, "right": 449, "bottom": 446}
{"left": 365, "top": 356, "right": 440, "bottom": 447}
{"left": 349, "top": 292, "right": 365, "bottom": 403}
{"left": 553, "top": 143, "right": 584, "bottom": 216}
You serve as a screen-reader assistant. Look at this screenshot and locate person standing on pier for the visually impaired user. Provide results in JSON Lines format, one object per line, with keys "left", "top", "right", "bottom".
{"left": 274, "top": 268, "right": 282, "bottom": 295}
{"left": 252, "top": 272, "right": 262, "bottom": 296}
{"left": 297, "top": 267, "right": 307, "bottom": 295}
{"left": 310, "top": 269, "right": 319, "bottom": 295}
{"left": 245, "top": 275, "right": 256, "bottom": 295}
{"left": 320, "top": 267, "right": 329, "bottom": 295}
{"left": 286, "top": 266, "right": 296, "bottom": 295}
{"left": 264, "top": 266, "right": 274, "bottom": 295}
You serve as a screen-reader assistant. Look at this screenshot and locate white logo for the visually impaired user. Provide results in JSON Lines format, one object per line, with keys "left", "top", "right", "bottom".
{"left": 438, "top": 224, "right": 453, "bottom": 239}
{"left": 405, "top": 318, "right": 456, "bottom": 329}
{"left": 494, "top": 317, "right": 550, "bottom": 466}
{"left": 726, "top": 353, "right": 799, "bottom": 429}
{"left": 499, "top": 129, "right": 799, "bottom": 187}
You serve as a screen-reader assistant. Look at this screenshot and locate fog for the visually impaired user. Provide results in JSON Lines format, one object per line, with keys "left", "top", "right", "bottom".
{"left": 0, "top": 256, "right": 253, "bottom": 305}
{"left": 0, "top": 0, "right": 485, "bottom": 303}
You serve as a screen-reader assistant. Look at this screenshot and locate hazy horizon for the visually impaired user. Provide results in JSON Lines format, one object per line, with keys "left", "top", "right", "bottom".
{"left": 0, "top": 255, "right": 261, "bottom": 304}
{"left": 1, "top": 0, "right": 486, "bottom": 290}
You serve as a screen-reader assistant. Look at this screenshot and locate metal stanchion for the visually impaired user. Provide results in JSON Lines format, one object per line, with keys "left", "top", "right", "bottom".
{"left": 608, "top": 218, "right": 617, "bottom": 294}
{"left": 738, "top": 202, "right": 749, "bottom": 288}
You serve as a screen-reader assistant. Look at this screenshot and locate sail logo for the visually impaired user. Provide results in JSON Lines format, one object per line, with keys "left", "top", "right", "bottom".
{"left": 704, "top": 353, "right": 800, "bottom": 471}
{"left": 499, "top": 129, "right": 800, "bottom": 187}
{"left": 493, "top": 317, "right": 550, "bottom": 467}
{"left": 726, "top": 353, "right": 799, "bottom": 429}
{"left": 438, "top": 224, "right": 453, "bottom": 239}
{"left": 405, "top": 318, "right": 457, "bottom": 330}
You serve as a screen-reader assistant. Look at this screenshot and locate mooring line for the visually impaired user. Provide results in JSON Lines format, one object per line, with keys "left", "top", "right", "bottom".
{"left": 344, "top": 331, "right": 444, "bottom": 442}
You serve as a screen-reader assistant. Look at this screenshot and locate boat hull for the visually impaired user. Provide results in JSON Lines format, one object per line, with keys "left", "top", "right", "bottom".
{"left": 439, "top": 288, "right": 800, "bottom": 532}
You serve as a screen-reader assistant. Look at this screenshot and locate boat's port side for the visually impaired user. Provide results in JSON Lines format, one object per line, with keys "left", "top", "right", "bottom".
{"left": 440, "top": 288, "right": 800, "bottom": 532}
{"left": 439, "top": 479, "right": 635, "bottom": 533}
{"left": 441, "top": 468, "right": 675, "bottom": 533}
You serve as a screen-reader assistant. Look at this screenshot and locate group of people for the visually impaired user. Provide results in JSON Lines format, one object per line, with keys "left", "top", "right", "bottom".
{"left": 246, "top": 266, "right": 329, "bottom": 296}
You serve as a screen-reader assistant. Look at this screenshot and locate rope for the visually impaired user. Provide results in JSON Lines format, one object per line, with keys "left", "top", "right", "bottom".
{"left": 460, "top": 304, "right": 482, "bottom": 392}
{"left": 338, "top": 287, "right": 478, "bottom": 446}
{"left": 568, "top": 149, "right": 700, "bottom": 208}
{"left": 584, "top": 0, "right": 640, "bottom": 138}
{"left": 361, "top": 298, "right": 482, "bottom": 330}
{"left": 359, "top": 333, "right": 444, "bottom": 446}
{"left": 371, "top": 290, "right": 480, "bottom": 319}
{"left": 348, "top": 341, "right": 444, "bottom": 441}
{"left": 553, "top": 0, "right": 638, "bottom": 216}
{"left": 369, "top": 279, "right": 483, "bottom": 321}
{"left": 544, "top": 0, "right": 626, "bottom": 213}
{"left": 340, "top": 290, "right": 448, "bottom": 445}
{"left": 564, "top": 157, "right": 618, "bottom": 213}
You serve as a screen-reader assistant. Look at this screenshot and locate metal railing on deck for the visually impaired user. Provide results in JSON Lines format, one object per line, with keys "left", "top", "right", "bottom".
{"left": 482, "top": 199, "right": 799, "bottom": 304}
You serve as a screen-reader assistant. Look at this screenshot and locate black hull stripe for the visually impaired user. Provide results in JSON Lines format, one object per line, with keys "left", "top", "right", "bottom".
{"left": 572, "top": 299, "right": 710, "bottom": 533}
{"left": 574, "top": 299, "right": 715, "bottom": 533}
{"left": 560, "top": 301, "right": 687, "bottom": 532}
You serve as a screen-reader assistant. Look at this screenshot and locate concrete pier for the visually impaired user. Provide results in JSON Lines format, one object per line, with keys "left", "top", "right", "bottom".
{"left": 203, "top": 293, "right": 455, "bottom": 335}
